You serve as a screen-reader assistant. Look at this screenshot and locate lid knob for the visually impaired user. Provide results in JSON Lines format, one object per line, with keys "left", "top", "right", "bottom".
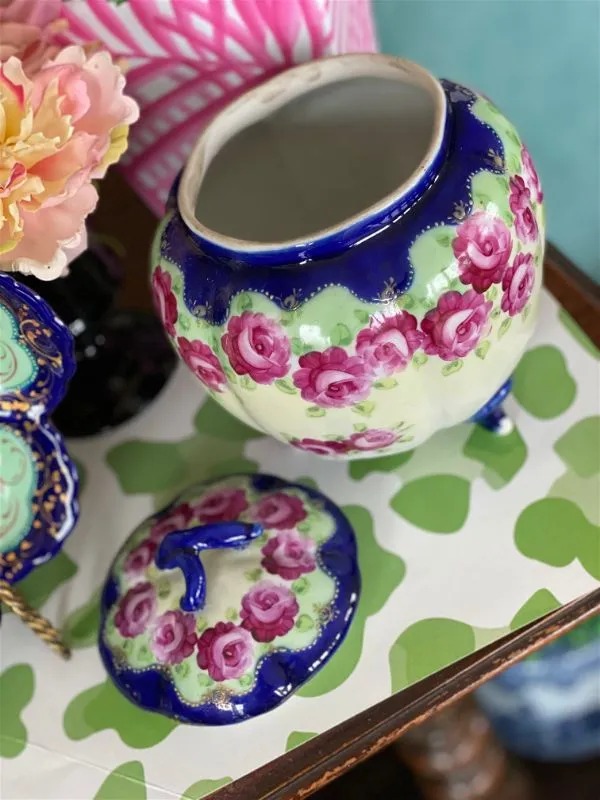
{"left": 155, "top": 521, "right": 264, "bottom": 612}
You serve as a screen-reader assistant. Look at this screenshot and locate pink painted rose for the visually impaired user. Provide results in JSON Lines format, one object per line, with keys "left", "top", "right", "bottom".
{"left": 452, "top": 212, "right": 512, "bottom": 293}
{"left": 191, "top": 487, "right": 248, "bottom": 523}
{"left": 124, "top": 540, "right": 157, "bottom": 575}
{"left": 501, "top": 253, "right": 535, "bottom": 317}
{"left": 292, "top": 347, "right": 372, "bottom": 408}
{"left": 290, "top": 438, "right": 350, "bottom": 457}
{"left": 221, "top": 311, "right": 290, "bottom": 384}
{"left": 356, "top": 312, "right": 423, "bottom": 375}
{"left": 149, "top": 503, "right": 193, "bottom": 544}
{"left": 514, "top": 205, "right": 539, "bottom": 244}
{"left": 508, "top": 175, "right": 531, "bottom": 214}
{"left": 240, "top": 580, "right": 299, "bottom": 642}
{"left": 421, "top": 290, "right": 493, "bottom": 361}
{"left": 250, "top": 492, "right": 307, "bottom": 530}
{"left": 151, "top": 267, "right": 178, "bottom": 337}
{"left": 0, "top": 0, "right": 63, "bottom": 76}
{"left": 150, "top": 610, "right": 196, "bottom": 665}
{"left": 349, "top": 429, "right": 398, "bottom": 451}
{"left": 261, "top": 530, "right": 317, "bottom": 581}
{"left": 114, "top": 582, "right": 156, "bottom": 638}
{"left": 521, "top": 144, "right": 543, "bottom": 203}
{"left": 177, "top": 336, "right": 226, "bottom": 392}
{"left": 196, "top": 621, "right": 254, "bottom": 681}
{"left": 0, "top": 48, "right": 138, "bottom": 279}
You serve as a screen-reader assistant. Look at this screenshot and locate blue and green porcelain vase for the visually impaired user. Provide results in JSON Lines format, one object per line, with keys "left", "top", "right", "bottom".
{"left": 99, "top": 473, "right": 360, "bottom": 724}
{"left": 0, "top": 273, "right": 78, "bottom": 585}
{"left": 152, "top": 54, "right": 545, "bottom": 459}
{"left": 477, "top": 617, "right": 600, "bottom": 761}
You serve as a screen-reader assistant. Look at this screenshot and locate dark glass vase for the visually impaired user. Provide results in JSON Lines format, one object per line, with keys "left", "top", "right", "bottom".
{"left": 19, "top": 235, "right": 176, "bottom": 438}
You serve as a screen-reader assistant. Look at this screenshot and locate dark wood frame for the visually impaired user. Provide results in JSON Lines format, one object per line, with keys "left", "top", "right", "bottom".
{"left": 93, "top": 175, "right": 600, "bottom": 800}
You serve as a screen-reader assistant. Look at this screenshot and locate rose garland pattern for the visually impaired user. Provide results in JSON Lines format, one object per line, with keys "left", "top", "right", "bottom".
{"left": 104, "top": 483, "right": 334, "bottom": 695}
{"left": 152, "top": 134, "right": 543, "bottom": 456}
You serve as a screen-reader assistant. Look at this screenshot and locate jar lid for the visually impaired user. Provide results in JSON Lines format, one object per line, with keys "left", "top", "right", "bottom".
{"left": 0, "top": 416, "right": 79, "bottom": 584}
{"left": 0, "top": 273, "right": 76, "bottom": 421}
{"left": 99, "top": 473, "right": 360, "bottom": 724}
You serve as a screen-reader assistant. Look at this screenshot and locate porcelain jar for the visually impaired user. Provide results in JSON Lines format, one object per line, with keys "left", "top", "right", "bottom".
{"left": 151, "top": 54, "right": 545, "bottom": 460}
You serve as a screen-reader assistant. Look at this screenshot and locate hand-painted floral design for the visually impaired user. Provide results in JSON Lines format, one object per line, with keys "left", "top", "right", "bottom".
{"left": 293, "top": 347, "right": 372, "bottom": 408}
{"left": 421, "top": 290, "right": 493, "bottom": 361}
{"left": 196, "top": 621, "right": 254, "bottom": 682}
{"left": 261, "top": 530, "right": 317, "bottom": 580}
{"left": 240, "top": 580, "right": 299, "bottom": 642}
{"left": 290, "top": 438, "right": 350, "bottom": 457}
{"left": 349, "top": 429, "right": 398, "bottom": 451}
{"left": 356, "top": 312, "right": 423, "bottom": 375}
{"left": 250, "top": 492, "right": 307, "bottom": 530}
{"left": 124, "top": 539, "right": 157, "bottom": 575}
{"left": 114, "top": 582, "right": 156, "bottom": 638}
{"left": 191, "top": 487, "right": 248, "bottom": 523}
{"left": 150, "top": 610, "right": 196, "bottom": 665}
{"left": 508, "top": 175, "right": 531, "bottom": 214}
{"left": 501, "top": 253, "right": 535, "bottom": 317}
{"left": 514, "top": 205, "right": 538, "bottom": 244}
{"left": 177, "top": 337, "right": 226, "bottom": 392}
{"left": 452, "top": 212, "right": 512, "bottom": 293}
{"left": 221, "top": 311, "right": 290, "bottom": 384}
{"left": 149, "top": 502, "right": 193, "bottom": 544}
{"left": 151, "top": 267, "right": 178, "bottom": 337}
{"left": 521, "top": 144, "right": 543, "bottom": 203}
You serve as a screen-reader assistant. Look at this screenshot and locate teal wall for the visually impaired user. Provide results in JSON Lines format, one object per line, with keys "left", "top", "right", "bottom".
{"left": 373, "top": 0, "right": 600, "bottom": 282}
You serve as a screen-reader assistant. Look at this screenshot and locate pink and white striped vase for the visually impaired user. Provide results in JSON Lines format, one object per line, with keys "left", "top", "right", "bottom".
{"left": 59, "top": 0, "right": 377, "bottom": 216}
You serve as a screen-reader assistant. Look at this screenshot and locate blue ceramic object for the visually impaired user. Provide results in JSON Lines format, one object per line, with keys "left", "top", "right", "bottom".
{"left": 0, "top": 273, "right": 76, "bottom": 421}
{"left": 477, "top": 617, "right": 600, "bottom": 761}
{"left": 0, "top": 273, "right": 79, "bottom": 584}
{"left": 99, "top": 473, "right": 360, "bottom": 724}
{"left": 151, "top": 54, "right": 545, "bottom": 459}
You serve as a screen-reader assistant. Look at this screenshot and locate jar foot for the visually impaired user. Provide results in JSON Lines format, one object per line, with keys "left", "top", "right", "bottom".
{"left": 470, "top": 379, "right": 514, "bottom": 436}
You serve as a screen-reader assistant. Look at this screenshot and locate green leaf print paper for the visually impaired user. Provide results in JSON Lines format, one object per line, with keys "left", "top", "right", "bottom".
{"left": 2, "top": 291, "right": 598, "bottom": 800}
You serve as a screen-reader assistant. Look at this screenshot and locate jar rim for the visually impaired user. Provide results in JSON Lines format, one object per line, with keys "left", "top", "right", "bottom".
{"left": 178, "top": 53, "right": 448, "bottom": 262}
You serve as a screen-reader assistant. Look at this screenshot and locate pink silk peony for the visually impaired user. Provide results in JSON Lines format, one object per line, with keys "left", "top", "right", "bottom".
{"left": 0, "top": 48, "right": 138, "bottom": 280}
{"left": 0, "top": 0, "right": 64, "bottom": 76}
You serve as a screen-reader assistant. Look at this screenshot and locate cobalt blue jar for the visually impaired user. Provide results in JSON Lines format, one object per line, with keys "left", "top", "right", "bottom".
{"left": 151, "top": 54, "right": 545, "bottom": 459}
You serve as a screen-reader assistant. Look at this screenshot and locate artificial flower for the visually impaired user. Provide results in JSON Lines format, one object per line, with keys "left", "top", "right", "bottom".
{"left": 0, "top": 46, "right": 138, "bottom": 279}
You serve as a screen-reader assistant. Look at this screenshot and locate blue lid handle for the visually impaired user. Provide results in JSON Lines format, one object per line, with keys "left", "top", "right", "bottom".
{"left": 155, "top": 521, "right": 264, "bottom": 613}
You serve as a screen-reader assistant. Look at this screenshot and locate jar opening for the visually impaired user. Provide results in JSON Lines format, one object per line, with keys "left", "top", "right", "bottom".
{"left": 179, "top": 55, "right": 447, "bottom": 256}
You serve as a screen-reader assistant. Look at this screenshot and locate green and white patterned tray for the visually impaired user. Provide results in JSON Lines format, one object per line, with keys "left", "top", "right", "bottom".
{"left": 2, "top": 290, "right": 599, "bottom": 800}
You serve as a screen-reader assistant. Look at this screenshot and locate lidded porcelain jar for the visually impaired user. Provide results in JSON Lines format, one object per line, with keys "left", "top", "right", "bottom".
{"left": 151, "top": 54, "right": 545, "bottom": 459}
